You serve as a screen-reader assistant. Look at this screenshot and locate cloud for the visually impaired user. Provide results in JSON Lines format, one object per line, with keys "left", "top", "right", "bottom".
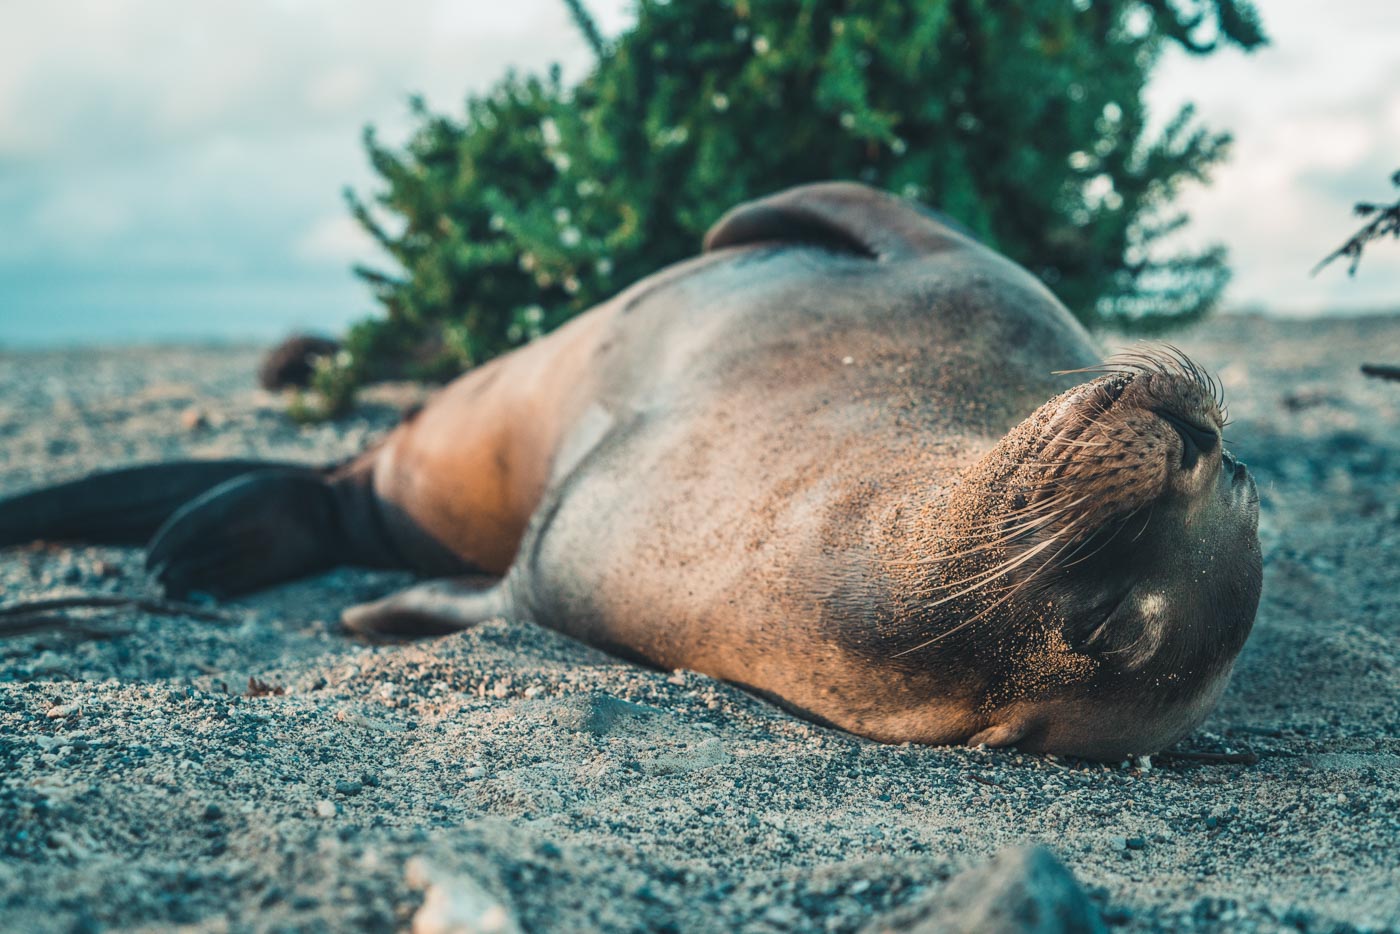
{"left": 295, "top": 213, "right": 381, "bottom": 265}
{"left": 0, "top": 0, "right": 631, "bottom": 345}
{"left": 0, "top": 0, "right": 1395, "bottom": 348}
{"left": 1147, "top": 0, "right": 1400, "bottom": 313}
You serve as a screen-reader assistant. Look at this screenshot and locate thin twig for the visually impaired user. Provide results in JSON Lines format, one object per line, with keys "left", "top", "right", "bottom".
{"left": 561, "top": 0, "right": 605, "bottom": 56}
{"left": 0, "top": 615, "right": 133, "bottom": 640}
{"left": 0, "top": 595, "right": 231, "bottom": 623}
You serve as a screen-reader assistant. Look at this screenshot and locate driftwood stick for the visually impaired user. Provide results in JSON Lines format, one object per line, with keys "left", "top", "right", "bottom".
{"left": 0, "top": 615, "right": 134, "bottom": 640}
{"left": 1361, "top": 364, "right": 1400, "bottom": 382}
{"left": 0, "top": 594, "right": 231, "bottom": 623}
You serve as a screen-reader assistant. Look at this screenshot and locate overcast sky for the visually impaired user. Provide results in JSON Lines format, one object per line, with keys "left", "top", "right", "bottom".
{"left": 0, "top": 0, "right": 1396, "bottom": 346}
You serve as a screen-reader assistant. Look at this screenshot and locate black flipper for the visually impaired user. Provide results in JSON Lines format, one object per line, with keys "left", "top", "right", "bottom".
{"left": 145, "top": 468, "right": 346, "bottom": 599}
{"left": 0, "top": 460, "right": 302, "bottom": 548}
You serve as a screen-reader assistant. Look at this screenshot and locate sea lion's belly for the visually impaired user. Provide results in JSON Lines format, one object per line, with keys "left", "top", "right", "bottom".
{"left": 508, "top": 245, "right": 1103, "bottom": 711}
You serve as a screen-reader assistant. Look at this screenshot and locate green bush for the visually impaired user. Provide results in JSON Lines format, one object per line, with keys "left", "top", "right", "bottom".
{"left": 322, "top": 0, "right": 1264, "bottom": 412}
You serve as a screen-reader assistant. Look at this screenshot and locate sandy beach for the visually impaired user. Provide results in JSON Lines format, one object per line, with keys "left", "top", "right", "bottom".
{"left": 2, "top": 313, "right": 1398, "bottom": 933}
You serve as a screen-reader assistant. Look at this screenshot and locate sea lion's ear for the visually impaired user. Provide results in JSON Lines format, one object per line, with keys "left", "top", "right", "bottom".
{"left": 702, "top": 181, "right": 968, "bottom": 261}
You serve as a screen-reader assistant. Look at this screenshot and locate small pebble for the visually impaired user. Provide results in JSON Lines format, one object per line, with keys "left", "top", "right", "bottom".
{"left": 202, "top": 803, "right": 224, "bottom": 822}
{"left": 1103, "top": 905, "right": 1134, "bottom": 925}
{"left": 464, "top": 766, "right": 487, "bottom": 780}
{"left": 46, "top": 703, "right": 81, "bottom": 719}
{"left": 764, "top": 905, "right": 800, "bottom": 926}
{"left": 335, "top": 780, "right": 363, "bottom": 796}
{"left": 180, "top": 406, "right": 208, "bottom": 430}
{"left": 315, "top": 800, "right": 337, "bottom": 818}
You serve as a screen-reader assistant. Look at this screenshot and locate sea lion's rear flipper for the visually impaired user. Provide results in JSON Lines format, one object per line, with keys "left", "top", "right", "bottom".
{"left": 340, "top": 576, "right": 511, "bottom": 639}
{"left": 146, "top": 468, "right": 346, "bottom": 599}
{"left": 702, "top": 181, "right": 971, "bottom": 261}
{"left": 0, "top": 460, "right": 302, "bottom": 549}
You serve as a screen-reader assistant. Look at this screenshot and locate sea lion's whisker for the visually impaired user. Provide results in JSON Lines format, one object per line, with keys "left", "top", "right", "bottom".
{"left": 1056, "top": 503, "right": 1147, "bottom": 570}
{"left": 1040, "top": 439, "right": 1116, "bottom": 450}
{"left": 928, "top": 493, "right": 1090, "bottom": 542}
{"left": 955, "top": 490, "right": 1086, "bottom": 526}
{"left": 917, "top": 531, "right": 1076, "bottom": 608}
{"left": 1000, "top": 515, "right": 1094, "bottom": 600}
{"left": 894, "top": 515, "right": 1093, "bottom": 657}
{"left": 930, "top": 511, "right": 1081, "bottom": 561}
{"left": 1129, "top": 501, "right": 1157, "bottom": 544}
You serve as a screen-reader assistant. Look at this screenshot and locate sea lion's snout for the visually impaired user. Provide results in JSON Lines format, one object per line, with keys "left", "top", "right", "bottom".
{"left": 916, "top": 347, "right": 1262, "bottom": 758}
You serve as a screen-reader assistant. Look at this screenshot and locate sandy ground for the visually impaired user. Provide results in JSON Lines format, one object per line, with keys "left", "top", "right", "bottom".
{"left": 1, "top": 314, "right": 1398, "bottom": 933}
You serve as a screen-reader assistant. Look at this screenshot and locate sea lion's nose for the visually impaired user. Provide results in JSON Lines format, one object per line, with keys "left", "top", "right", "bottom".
{"left": 1153, "top": 408, "right": 1219, "bottom": 471}
{"left": 1220, "top": 449, "right": 1248, "bottom": 483}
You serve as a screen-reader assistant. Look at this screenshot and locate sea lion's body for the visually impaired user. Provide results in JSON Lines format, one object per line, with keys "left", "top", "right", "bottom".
{"left": 0, "top": 184, "right": 1262, "bottom": 759}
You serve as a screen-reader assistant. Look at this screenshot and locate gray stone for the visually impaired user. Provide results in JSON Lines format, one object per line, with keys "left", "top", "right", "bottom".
{"left": 549, "top": 692, "right": 665, "bottom": 736}
{"left": 863, "top": 846, "right": 1105, "bottom": 934}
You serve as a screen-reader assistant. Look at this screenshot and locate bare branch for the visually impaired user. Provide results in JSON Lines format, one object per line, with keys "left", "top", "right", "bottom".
{"left": 1314, "top": 169, "right": 1400, "bottom": 276}
{"left": 1361, "top": 364, "right": 1400, "bottom": 382}
{"left": 0, "top": 594, "right": 232, "bottom": 623}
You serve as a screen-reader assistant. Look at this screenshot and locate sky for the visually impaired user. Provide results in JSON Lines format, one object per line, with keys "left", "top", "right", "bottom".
{"left": 0, "top": 0, "right": 1396, "bottom": 347}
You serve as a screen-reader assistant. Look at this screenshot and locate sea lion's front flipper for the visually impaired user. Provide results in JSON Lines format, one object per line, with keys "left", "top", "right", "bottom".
{"left": 966, "top": 718, "right": 1035, "bottom": 750}
{"left": 0, "top": 459, "right": 301, "bottom": 548}
{"left": 340, "top": 576, "right": 511, "bottom": 639}
{"left": 146, "top": 469, "right": 345, "bottom": 599}
{"left": 702, "top": 181, "right": 970, "bottom": 260}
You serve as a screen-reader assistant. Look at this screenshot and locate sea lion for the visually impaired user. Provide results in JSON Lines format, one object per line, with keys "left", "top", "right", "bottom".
{"left": 0, "top": 182, "right": 1262, "bottom": 759}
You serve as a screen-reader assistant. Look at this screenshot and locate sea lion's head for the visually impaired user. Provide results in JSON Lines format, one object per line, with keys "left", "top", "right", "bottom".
{"left": 912, "top": 347, "right": 1262, "bottom": 758}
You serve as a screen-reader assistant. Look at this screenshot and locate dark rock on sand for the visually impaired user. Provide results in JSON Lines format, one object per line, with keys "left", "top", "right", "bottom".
{"left": 863, "top": 846, "right": 1105, "bottom": 934}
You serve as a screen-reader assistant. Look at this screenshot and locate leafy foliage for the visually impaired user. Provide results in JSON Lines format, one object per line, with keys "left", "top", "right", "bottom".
{"left": 321, "top": 0, "right": 1265, "bottom": 412}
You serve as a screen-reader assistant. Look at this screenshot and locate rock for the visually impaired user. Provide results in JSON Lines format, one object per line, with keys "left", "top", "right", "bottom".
{"left": 405, "top": 857, "right": 520, "bottom": 934}
{"left": 46, "top": 703, "right": 81, "bottom": 719}
{"left": 647, "top": 736, "right": 730, "bottom": 776}
{"left": 258, "top": 334, "right": 341, "bottom": 390}
{"left": 314, "top": 799, "right": 337, "bottom": 819}
{"left": 764, "top": 905, "right": 801, "bottom": 926}
{"left": 861, "top": 845, "right": 1105, "bottom": 934}
{"left": 550, "top": 692, "right": 665, "bottom": 737}
{"left": 30, "top": 652, "right": 66, "bottom": 675}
